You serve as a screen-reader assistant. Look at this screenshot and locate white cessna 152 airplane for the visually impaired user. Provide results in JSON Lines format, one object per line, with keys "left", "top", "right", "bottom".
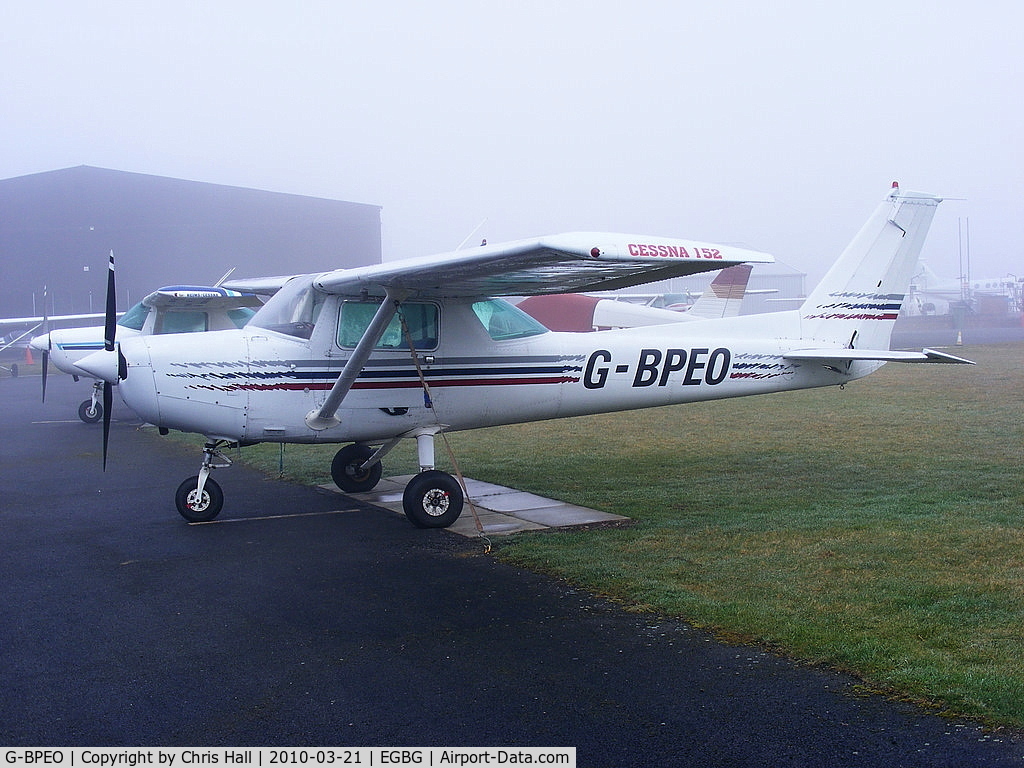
{"left": 75, "top": 183, "right": 972, "bottom": 528}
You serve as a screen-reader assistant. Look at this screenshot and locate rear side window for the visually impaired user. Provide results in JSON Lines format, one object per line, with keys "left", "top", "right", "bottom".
{"left": 338, "top": 301, "right": 439, "bottom": 350}
{"left": 471, "top": 299, "right": 548, "bottom": 340}
{"left": 226, "top": 307, "right": 257, "bottom": 328}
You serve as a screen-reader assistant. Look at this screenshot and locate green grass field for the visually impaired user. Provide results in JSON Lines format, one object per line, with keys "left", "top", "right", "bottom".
{"left": 231, "top": 342, "right": 1024, "bottom": 727}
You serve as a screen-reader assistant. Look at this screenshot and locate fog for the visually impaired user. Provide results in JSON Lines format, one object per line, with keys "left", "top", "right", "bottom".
{"left": 2, "top": 0, "right": 1021, "bottom": 285}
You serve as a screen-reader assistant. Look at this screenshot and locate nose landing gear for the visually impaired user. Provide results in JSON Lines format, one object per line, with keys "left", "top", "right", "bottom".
{"left": 175, "top": 441, "right": 232, "bottom": 522}
{"left": 78, "top": 382, "right": 104, "bottom": 423}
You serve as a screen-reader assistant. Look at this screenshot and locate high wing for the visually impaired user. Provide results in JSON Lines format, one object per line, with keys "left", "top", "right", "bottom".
{"left": 1, "top": 312, "right": 108, "bottom": 328}
{"left": 310, "top": 233, "right": 773, "bottom": 298}
{"left": 140, "top": 286, "right": 264, "bottom": 309}
{"left": 220, "top": 275, "right": 295, "bottom": 295}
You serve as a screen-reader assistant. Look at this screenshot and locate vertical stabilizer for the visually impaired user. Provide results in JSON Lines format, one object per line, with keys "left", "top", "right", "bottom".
{"left": 800, "top": 184, "right": 941, "bottom": 350}
{"left": 685, "top": 264, "right": 753, "bottom": 320}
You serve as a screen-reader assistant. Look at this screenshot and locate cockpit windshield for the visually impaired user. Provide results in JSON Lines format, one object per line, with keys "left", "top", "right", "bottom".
{"left": 248, "top": 275, "right": 325, "bottom": 339}
{"left": 117, "top": 301, "right": 151, "bottom": 331}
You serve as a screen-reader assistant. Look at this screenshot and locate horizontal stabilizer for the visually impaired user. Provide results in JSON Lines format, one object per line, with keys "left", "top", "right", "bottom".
{"left": 784, "top": 347, "right": 975, "bottom": 364}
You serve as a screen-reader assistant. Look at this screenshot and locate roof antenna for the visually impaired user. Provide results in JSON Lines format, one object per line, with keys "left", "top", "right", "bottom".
{"left": 214, "top": 267, "right": 236, "bottom": 287}
{"left": 456, "top": 218, "right": 488, "bottom": 251}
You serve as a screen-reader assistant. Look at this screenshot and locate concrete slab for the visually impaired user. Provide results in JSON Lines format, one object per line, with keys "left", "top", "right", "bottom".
{"left": 321, "top": 475, "right": 629, "bottom": 537}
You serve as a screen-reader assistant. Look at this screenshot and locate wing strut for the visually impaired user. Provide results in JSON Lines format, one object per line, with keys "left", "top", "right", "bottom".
{"left": 305, "top": 288, "right": 409, "bottom": 431}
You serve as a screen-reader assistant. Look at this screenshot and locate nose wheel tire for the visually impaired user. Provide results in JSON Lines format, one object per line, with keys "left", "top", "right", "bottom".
{"left": 175, "top": 476, "right": 224, "bottom": 522}
{"left": 402, "top": 470, "right": 464, "bottom": 528}
{"left": 78, "top": 399, "right": 103, "bottom": 423}
{"left": 331, "top": 443, "right": 383, "bottom": 493}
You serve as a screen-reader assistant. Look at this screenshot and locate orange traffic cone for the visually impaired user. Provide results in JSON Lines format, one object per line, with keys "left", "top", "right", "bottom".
{"left": 25, "top": 346, "right": 34, "bottom": 365}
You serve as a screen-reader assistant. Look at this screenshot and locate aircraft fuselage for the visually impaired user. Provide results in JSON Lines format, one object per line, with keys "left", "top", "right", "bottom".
{"left": 116, "top": 296, "right": 858, "bottom": 444}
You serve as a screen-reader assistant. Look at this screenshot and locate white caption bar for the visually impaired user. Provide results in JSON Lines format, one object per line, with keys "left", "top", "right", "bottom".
{"left": 2, "top": 748, "right": 576, "bottom": 768}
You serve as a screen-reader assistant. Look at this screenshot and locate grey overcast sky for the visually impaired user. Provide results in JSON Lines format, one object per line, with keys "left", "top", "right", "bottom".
{"left": 2, "top": 0, "right": 1021, "bottom": 283}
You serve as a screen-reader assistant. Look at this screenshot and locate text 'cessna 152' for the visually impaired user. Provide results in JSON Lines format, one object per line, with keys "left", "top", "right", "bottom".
{"left": 75, "top": 184, "right": 972, "bottom": 528}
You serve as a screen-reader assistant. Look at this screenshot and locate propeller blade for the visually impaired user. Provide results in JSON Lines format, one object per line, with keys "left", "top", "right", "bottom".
{"left": 41, "top": 348, "right": 49, "bottom": 402}
{"left": 104, "top": 251, "right": 117, "bottom": 352}
{"left": 41, "top": 285, "right": 50, "bottom": 402}
{"left": 102, "top": 381, "right": 112, "bottom": 471}
{"left": 101, "top": 252, "right": 117, "bottom": 471}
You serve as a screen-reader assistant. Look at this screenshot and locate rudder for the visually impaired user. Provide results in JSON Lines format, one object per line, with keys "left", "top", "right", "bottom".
{"left": 799, "top": 184, "right": 942, "bottom": 350}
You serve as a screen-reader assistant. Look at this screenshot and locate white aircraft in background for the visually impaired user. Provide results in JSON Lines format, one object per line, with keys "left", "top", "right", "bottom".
{"left": 76, "top": 184, "right": 972, "bottom": 528}
{"left": 1, "top": 308, "right": 109, "bottom": 377}
{"left": 30, "top": 283, "right": 262, "bottom": 422}
{"left": 516, "top": 264, "right": 755, "bottom": 331}
{"left": 909, "top": 262, "right": 1023, "bottom": 314}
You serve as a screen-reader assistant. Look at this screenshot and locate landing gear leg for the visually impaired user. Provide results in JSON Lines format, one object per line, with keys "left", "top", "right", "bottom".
{"left": 402, "top": 431, "right": 464, "bottom": 528}
{"left": 78, "top": 382, "right": 104, "bottom": 423}
{"left": 175, "top": 440, "right": 231, "bottom": 522}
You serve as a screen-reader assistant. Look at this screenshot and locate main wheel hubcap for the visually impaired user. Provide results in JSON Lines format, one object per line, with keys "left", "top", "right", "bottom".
{"left": 422, "top": 489, "right": 450, "bottom": 517}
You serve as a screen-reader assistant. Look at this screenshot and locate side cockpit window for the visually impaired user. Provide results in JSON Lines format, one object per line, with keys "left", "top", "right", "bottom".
{"left": 338, "top": 301, "right": 439, "bottom": 350}
{"left": 156, "top": 310, "right": 208, "bottom": 334}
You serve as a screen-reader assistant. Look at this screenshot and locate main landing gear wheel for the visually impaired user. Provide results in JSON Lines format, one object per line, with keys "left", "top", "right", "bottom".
{"left": 175, "top": 475, "right": 224, "bottom": 522}
{"left": 78, "top": 399, "right": 103, "bottom": 423}
{"left": 402, "top": 470, "right": 464, "bottom": 529}
{"left": 331, "top": 444, "right": 383, "bottom": 493}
